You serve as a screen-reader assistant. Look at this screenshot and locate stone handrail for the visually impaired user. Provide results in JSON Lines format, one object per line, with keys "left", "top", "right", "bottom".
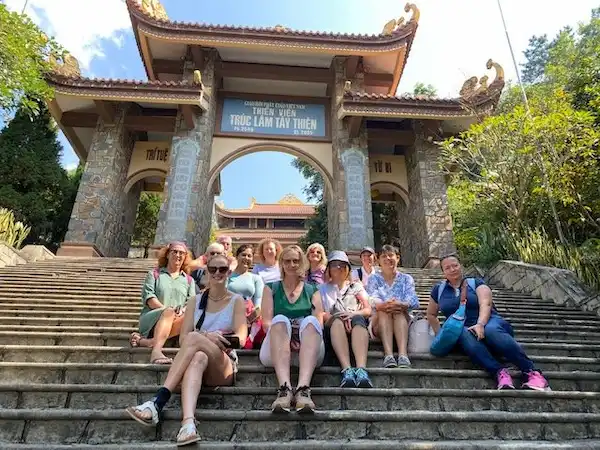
{"left": 484, "top": 260, "right": 600, "bottom": 317}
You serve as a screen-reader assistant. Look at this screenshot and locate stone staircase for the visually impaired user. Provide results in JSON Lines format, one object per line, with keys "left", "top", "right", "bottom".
{"left": 1, "top": 258, "right": 600, "bottom": 449}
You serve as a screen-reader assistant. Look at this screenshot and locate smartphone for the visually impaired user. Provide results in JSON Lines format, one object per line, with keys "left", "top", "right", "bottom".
{"left": 223, "top": 334, "right": 241, "bottom": 349}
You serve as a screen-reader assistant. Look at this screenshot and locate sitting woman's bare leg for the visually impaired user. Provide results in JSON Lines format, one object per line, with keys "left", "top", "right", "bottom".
{"left": 392, "top": 312, "right": 411, "bottom": 367}
{"left": 376, "top": 310, "right": 397, "bottom": 368}
{"left": 147, "top": 308, "right": 177, "bottom": 364}
{"left": 176, "top": 351, "right": 209, "bottom": 446}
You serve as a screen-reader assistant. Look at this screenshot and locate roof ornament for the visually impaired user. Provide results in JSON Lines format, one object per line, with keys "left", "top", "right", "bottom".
{"left": 250, "top": 197, "right": 257, "bottom": 207}
{"left": 278, "top": 194, "right": 304, "bottom": 205}
{"left": 49, "top": 52, "right": 80, "bottom": 78}
{"left": 381, "top": 3, "right": 420, "bottom": 36}
{"left": 344, "top": 80, "right": 352, "bottom": 93}
{"left": 193, "top": 70, "right": 202, "bottom": 86}
{"left": 273, "top": 24, "right": 289, "bottom": 32}
{"left": 459, "top": 59, "right": 505, "bottom": 100}
{"left": 140, "top": 0, "right": 168, "bottom": 21}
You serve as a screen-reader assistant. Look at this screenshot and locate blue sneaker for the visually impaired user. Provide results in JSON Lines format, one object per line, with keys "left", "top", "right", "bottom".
{"left": 340, "top": 367, "right": 356, "bottom": 388}
{"left": 354, "top": 367, "right": 374, "bottom": 388}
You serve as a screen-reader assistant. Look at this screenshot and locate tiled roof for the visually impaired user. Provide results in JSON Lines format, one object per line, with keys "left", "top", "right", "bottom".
{"left": 343, "top": 91, "right": 460, "bottom": 104}
{"left": 127, "top": 0, "right": 417, "bottom": 43}
{"left": 46, "top": 73, "right": 202, "bottom": 91}
{"left": 216, "top": 203, "right": 315, "bottom": 217}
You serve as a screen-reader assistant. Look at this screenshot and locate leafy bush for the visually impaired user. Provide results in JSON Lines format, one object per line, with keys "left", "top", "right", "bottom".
{"left": 0, "top": 208, "right": 31, "bottom": 249}
{"left": 509, "top": 228, "right": 600, "bottom": 292}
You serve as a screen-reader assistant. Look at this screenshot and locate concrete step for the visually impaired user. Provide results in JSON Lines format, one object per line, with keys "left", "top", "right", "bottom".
{"left": 1, "top": 362, "right": 599, "bottom": 391}
{"left": 1, "top": 409, "right": 600, "bottom": 444}
{"left": 5, "top": 440, "right": 600, "bottom": 450}
{"left": 0, "top": 330, "right": 597, "bottom": 353}
{"left": 0, "top": 328, "right": 595, "bottom": 348}
{"left": 2, "top": 345, "right": 599, "bottom": 371}
{"left": 2, "top": 315, "right": 598, "bottom": 329}
{"left": 2, "top": 384, "right": 600, "bottom": 413}
{"left": 2, "top": 322, "right": 599, "bottom": 336}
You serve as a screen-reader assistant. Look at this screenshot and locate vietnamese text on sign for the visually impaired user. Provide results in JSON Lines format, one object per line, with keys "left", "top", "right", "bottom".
{"left": 221, "top": 98, "right": 326, "bottom": 138}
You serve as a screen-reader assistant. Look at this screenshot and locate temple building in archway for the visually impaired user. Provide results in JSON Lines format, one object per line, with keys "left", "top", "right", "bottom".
{"left": 47, "top": 0, "right": 504, "bottom": 267}
{"left": 215, "top": 194, "right": 315, "bottom": 248}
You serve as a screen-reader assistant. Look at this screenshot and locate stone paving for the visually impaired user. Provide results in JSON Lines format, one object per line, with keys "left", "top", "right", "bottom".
{"left": 1, "top": 258, "right": 600, "bottom": 449}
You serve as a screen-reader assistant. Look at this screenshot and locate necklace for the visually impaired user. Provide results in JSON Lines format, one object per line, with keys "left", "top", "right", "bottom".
{"left": 208, "top": 291, "right": 229, "bottom": 302}
{"left": 283, "top": 281, "right": 302, "bottom": 301}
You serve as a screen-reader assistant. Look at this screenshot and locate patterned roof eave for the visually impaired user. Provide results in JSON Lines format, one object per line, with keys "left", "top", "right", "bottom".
{"left": 45, "top": 73, "right": 209, "bottom": 107}
{"left": 339, "top": 80, "right": 505, "bottom": 121}
{"left": 216, "top": 229, "right": 308, "bottom": 240}
{"left": 126, "top": 0, "right": 417, "bottom": 53}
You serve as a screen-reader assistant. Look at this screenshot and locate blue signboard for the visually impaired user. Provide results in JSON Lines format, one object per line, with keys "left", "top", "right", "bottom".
{"left": 221, "top": 98, "right": 326, "bottom": 138}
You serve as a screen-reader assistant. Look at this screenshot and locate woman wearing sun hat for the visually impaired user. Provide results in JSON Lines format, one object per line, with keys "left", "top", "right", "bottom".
{"left": 320, "top": 251, "right": 373, "bottom": 388}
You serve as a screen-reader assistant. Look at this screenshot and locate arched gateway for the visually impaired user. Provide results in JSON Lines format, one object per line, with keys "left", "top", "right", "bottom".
{"left": 47, "top": 0, "right": 504, "bottom": 267}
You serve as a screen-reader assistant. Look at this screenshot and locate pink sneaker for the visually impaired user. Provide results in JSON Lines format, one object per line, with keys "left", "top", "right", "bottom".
{"left": 496, "top": 368, "right": 515, "bottom": 390}
{"left": 522, "top": 371, "right": 550, "bottom": 391}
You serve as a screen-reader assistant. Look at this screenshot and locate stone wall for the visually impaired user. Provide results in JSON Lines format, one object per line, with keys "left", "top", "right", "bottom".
{"left": 400, "top": 120, "right": 455, "bottom": 267}
{"left": 62, "top": 107, "right": 140, "bottom": 257}
{"left": 329, "top": 57, "right": 374, "bottom": 252}
{"left": 487, "top": 260, "right": 600, "bottom": 316}
{"left": 154, "top": 50, "right": 218, "bottom": 256}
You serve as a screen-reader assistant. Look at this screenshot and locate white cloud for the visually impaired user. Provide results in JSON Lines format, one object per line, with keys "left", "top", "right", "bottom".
{"left": 4, "top": 0, "right": 132, "bottom": 71}
{"left": 63, "top": 162, "right": 78, "bottom": 171}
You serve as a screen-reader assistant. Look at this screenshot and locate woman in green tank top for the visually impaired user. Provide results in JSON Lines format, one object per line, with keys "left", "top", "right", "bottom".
{"left": 259, "top": 245, "right": 325, "bottom": 414}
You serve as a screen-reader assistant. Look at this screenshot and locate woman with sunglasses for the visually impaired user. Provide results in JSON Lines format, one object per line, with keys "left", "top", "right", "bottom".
{"left": 260, "top": 245, "right": 325, "bottom": 413}
{"left": 320, "top": 251, "right": 373, "bottom": 388}
{"left": 305, "top": 243, "right": 327, "bottom": 285}
{"left": 126, "top": 253, "right": 248, "bottom": 446}
{"left": 130, "top": 242, "right": 196, "bottom": 365}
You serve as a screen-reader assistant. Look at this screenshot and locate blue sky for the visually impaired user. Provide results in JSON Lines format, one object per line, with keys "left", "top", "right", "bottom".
{"left": 7, "top": 0, "right": 600, "bottom": 208}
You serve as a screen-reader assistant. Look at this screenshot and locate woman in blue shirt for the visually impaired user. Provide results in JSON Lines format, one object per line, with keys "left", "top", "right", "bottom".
{"left": 366, "top": 245, "right": 419, "bottom": 368}
{"left": 426, "top": 254, "right": 550, "bottom": 391}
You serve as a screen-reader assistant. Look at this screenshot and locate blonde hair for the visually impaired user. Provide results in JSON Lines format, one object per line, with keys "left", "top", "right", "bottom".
{"left": 279, "top": 245, "right": 309, "bottom": 280}
{"left": 256, "top": 238, "right": 283, "bottom": 264}
{"left": 306, "top": 243, "right": 327, "bottom": 269}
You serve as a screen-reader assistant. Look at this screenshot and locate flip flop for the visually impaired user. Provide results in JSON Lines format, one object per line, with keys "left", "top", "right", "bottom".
{"left": 150, "top": 356, "right": 173, "bottom": 365}
{"left": 176, "top": 421, "right": 201, "bottom": 447}
{"left": 129, "top": 332, "right": 141, "bottom": 348}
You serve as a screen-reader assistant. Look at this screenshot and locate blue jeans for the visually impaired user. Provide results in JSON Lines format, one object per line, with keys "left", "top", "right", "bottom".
{"left": 457, "top": 316, "right": 535, "bottom": 376}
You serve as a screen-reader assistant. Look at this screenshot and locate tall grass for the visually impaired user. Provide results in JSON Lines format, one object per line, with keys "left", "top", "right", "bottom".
{"left": 0, "top": 208, "right": 31, "bottom": 249}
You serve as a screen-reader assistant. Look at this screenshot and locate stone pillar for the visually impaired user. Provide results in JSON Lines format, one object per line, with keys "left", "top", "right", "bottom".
{"left": 329, "top": 57, "right": 374, "bottom": 252}
{"left": 154, "top": 50, "right": 218, "bottom": 256}
{"left": 58, "top": 106, "right": 141, "bottom": 257}
{"left": 401, "top": 120, "right": 455, "bottom": 267}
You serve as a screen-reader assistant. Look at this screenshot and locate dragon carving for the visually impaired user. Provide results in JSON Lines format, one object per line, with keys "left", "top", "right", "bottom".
{"left": 140, "top": 0, "right": 168, "bottom": 21}
{"left": 381, "top": 3, "right": 420, "bottom": 36}
{"left": 460, "top": 59, "right": 505, "bottom": 100}
{"left": 49, "top": 52, "right": 81, "bottom": 78}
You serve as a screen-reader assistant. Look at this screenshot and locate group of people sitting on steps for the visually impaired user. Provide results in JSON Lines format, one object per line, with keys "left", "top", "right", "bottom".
{"left": 126, "top": 236, "right": 551, "bottom": 446}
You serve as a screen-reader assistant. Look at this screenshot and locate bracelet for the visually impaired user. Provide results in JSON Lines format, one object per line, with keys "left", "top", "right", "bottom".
{"left": 476, "top": 322, "right": 486, "bottom": 327}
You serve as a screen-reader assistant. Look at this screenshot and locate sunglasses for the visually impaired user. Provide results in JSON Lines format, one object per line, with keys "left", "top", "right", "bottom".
{"left": 282, "top": 258, "right": 300, "bottom": 265}
{"left": 209, "top": 251, "right": 222, "bottom": 256}
{"left": 329, "top": 262, "right": 347, "bottom": 269}
{"left": 207, "top": 266, "right": 228, "bottom": 275}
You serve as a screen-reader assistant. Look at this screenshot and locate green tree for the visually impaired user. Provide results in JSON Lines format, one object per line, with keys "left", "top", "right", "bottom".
{"left": 0, "top": 5, "right": 62, "bottom": 115}
{"left": 0, "top": 101, "right": 74, "bottom": 250}
{"left": 440, "top": 88, "right": 600, "bottom": 246}
{"left": 372, "top": 202, "right": 399, "bottom": 249}
{"left": 291, "top": 158, "right": 328, "bottom": 248}
{"left": 132, "top": 192, "right": 161, "bottom": 257}
{"left": 412, "top": 82, "right": 437, "bottom": 96}
{"left": 521, "top": 34, "right": 551, "bottom": 84}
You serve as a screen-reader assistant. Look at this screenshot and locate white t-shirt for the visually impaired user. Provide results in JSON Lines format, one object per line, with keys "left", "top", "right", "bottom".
{"left": 351, "top": 265, "right": 377, "bottom": 286}
{"left": 252, "top": 264, "right": 281, "bottom": 284}
{"left": 319, "top": 281, "right": 367, "bottom": 315}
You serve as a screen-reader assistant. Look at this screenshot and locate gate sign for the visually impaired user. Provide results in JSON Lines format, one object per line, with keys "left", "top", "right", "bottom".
{"left": 221, "top": 98, "right": 326, "bottom": 138}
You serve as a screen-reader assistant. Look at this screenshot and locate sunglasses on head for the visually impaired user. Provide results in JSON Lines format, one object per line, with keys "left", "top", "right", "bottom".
{"left": 207, "top": 266, "right": 228, "bottom": 275}
{"left": 209, "top": 251, "right": 222, "bottom": 256}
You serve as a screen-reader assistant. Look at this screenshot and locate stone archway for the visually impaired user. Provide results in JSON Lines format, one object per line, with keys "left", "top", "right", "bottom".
{"left": 207, "top": 138, "right": 334, "bottom": 198}
{"left": 371, "top": 180, "right": 410, "bottom": 260}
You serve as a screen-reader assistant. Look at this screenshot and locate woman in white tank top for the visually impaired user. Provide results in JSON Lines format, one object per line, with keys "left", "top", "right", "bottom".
{"left": 126, "top": 254, "right": 247, "bottom": 446}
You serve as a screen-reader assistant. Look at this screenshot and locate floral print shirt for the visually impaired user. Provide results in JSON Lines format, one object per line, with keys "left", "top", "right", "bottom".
{"left": 365, "top": 271, "right": 420, "bottom": 311}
